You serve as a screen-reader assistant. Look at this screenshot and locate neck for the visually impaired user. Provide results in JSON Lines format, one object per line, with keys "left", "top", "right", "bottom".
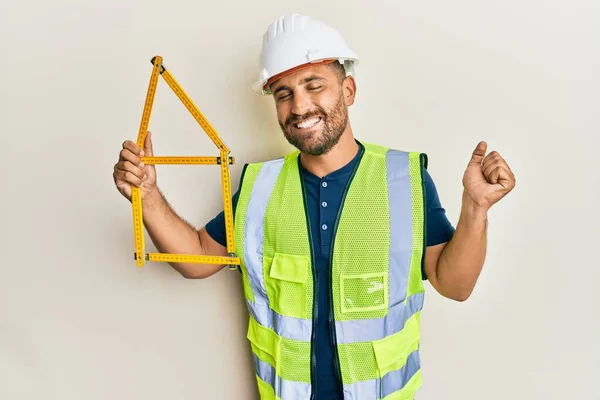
{"left": 299, "top": 128, "right": 359, "bottom": 178}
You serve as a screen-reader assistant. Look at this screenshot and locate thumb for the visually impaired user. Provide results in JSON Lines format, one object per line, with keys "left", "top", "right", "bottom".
{"left": 142, "top": 131, "right": 154, "bottom": 157}
{"left": 469, "top": 141, "right": 487, "bottom": 165}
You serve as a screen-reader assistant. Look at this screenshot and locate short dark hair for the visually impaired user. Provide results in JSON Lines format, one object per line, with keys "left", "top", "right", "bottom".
{"left": 329, "top": 61, "right": 347, "bottom": 84}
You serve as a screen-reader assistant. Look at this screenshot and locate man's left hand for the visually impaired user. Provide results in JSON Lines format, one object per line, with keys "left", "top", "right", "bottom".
{"left": 462, "top": 141, "right": 516, "bottom": 211}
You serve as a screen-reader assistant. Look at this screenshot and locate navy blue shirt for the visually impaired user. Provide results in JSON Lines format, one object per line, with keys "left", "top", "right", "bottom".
{"left": 205, "top": 141, "right": 455, "bottom": 399}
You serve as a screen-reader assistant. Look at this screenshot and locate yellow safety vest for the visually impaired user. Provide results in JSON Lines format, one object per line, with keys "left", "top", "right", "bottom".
{"left": 234, "top": 142, "right": 427, "bottom": 400}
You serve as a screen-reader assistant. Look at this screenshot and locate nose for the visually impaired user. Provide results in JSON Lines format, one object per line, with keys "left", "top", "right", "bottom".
{"left": 291, "top": 90, "right": 312, "bottom": 117}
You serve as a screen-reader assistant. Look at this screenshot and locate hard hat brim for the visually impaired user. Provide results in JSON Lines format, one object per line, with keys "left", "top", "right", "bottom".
{"left": 253, "top": 58, "right": 358, "bottom": 95}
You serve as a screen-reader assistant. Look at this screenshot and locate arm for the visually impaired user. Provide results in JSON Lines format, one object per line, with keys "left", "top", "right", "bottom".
{"left": 424, "top": 195, "right": 487, "bottom": 301}
{"left": 424, "top": 141, "right": 515, "bottom": 301}
{"left": 141, "top": 189, "right": 228, "bottom": 279}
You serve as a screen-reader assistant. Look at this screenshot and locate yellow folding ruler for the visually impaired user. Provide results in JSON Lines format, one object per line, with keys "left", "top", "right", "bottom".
{"left": 131, "top": 55, "right": 240, "bottom": 269}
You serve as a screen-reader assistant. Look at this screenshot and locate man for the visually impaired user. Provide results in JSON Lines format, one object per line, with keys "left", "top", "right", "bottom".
{"left": 113, "top": 13, "right": 515, "bottom": 400}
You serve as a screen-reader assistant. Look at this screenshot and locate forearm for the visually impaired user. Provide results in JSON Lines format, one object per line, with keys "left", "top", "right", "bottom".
{"left": 140, "top": 188, "right": 206, "bottom": 274}
{"left": 435, "top": 192, "right": 488, "bottom": 301}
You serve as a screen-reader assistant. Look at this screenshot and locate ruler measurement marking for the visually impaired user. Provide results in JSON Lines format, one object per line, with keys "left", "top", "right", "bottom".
{"left": 160, "top": 69, "right": 228, "bottom": 153}
{"left": 147, "top": 253, "right": 241, "bottom": 265}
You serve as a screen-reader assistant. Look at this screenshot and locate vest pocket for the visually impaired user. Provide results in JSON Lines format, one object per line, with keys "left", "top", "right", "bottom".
{"left": 372, "top": 312, "right": 420, "bottom": 378}
{"left": 264, "top": 252, "right": 310, "bottom": 319}
{"left": 340, "top": 272, "right": 389, "bottom": 315}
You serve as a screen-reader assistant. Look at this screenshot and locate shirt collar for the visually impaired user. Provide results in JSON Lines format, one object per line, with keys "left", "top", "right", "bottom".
{"left": 300, "top": 140, "right": 365, "bottom": 180}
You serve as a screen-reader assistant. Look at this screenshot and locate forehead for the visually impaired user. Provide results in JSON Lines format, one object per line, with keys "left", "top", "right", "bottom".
{"left": 270, "top": 63, "right": 335, "bottom": 91}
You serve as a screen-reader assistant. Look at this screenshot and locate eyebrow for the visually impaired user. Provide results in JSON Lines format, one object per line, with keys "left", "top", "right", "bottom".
{"left": 273, "top": 75, "right": 327, "bottom": 95}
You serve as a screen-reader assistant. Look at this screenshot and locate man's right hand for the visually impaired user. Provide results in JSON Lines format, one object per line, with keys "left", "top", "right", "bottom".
{"left": 113, "top": 131, "right": 157, "bottom": 201}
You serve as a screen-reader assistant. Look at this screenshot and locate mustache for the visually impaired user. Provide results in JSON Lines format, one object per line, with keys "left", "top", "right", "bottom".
{"left": 285, "top": 109, "right": 325, "bottom": 126}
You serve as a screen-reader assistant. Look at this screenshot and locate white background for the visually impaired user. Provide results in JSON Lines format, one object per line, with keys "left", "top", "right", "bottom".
{"left": 1, "top": 0, "right": 599, "bottom": 399}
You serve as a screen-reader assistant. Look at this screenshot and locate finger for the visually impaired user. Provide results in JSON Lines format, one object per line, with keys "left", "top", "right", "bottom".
{"left": 115, "top": 160, "right": 147, "bottom": 179}
{"left": 114, "top": 166, "right": 145, "bottom": 187}
{"left": 119, "top": 148, "right": 144, "bottom": 168}
{"left": 482, "top": 151, "right": 501, "bottom": 166}
{"left": 122, "top": 140, "right": 143, "bottom": 158}
{"left": 497, "top": 167, "right": 516, "bottom": 189}
{"left": 483, "top": 151, "right": 514, "bottom": 174}
{"left": 115, "top": 161, "right": 147, "bottom": 181}
{"left": 490, "top": 167, "right": 514, "bottom": 189}
{"left": 482, "top": 158, "right": 505, "bottom": 178}
{"left": 469, "top": 141, "right": 487, "bottom": 165}
{"left": 488, "top": 166, "right": 501, "bottom": 184}
{"left": 143, "top": 131, "right": 154, "bottom": 158}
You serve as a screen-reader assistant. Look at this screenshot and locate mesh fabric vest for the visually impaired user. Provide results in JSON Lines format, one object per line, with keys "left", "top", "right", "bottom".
{"left": 234, "top": 143, "right": 427, "bottom": 400}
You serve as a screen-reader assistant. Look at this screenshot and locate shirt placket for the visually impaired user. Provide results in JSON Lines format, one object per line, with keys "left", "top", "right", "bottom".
{"left": 319, "top": 179, "right": 331, "bottom": 258}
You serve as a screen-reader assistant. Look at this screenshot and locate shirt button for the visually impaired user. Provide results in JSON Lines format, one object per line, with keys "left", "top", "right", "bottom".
{"left": 322, "top": 224, "right": 328, "bottom": 231}
{"left": 322, "top": 201, "right": 328, "bottom": 208}
{"left": 322, "top": 182, "right": 328, "bottom": 188}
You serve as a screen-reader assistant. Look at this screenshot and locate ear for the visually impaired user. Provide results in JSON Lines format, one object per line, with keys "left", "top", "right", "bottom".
{"left": 343, "top": 75, "right": 357, "bottom": 106}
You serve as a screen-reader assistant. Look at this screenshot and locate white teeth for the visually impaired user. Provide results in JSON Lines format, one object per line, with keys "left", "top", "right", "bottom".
{"left": 296, "top": 117, "right": 320, "bottom": 129}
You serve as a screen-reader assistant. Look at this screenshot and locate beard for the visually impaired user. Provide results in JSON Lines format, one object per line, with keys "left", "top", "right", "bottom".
{"left": 278, "top": 93, "right": 348, "bottom": 156}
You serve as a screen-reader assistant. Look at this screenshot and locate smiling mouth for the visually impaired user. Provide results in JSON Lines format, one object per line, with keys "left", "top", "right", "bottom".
{"left": 294, "top": 117, "right": 322, "bottom": 130}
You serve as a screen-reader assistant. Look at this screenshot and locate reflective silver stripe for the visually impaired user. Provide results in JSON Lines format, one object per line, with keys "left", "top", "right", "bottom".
{"left": 247, "top": 301, "right": 313, "bottom": 342}
{"left": 386, "top": 149, "right": 413, "bottom": 307}
{"left": 248, "top": 292, "right": 425, "bottom": 344}
{"left": 378, "top": 148, "right": 422, "bottom": 399}
{"left": 381, "top": 349, "right": 421, "bottom": 398}
{"left": 334, "top": 291, "right": 424, "bottom": 344}
{"left": 342, "top": 350, "right": 421, "bottom": 399}
{"left": 244, "top": 159, "right": 285, "bottom": 308}
{"left": 254, "top": 355, "right": 312, "bottom": 400}
{"left": 254, "top": 354, "right": 277, "bottom": 393}
{"left": 342, "top": 377, "right": 378, "bottom": 400}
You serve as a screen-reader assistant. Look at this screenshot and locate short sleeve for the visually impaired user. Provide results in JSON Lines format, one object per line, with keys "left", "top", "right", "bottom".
{"left": 204, "top": 187, "right": 240, "bottom": 248}
{"left": 424, "top": 169, "right": 455, "bottom": 246}
{"left": 422, "top": 168, "right": 455, "bottom": 280}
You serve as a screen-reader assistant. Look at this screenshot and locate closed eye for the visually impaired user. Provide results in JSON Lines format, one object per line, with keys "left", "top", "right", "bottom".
{"left": 276, "top": 92, "right": 292, "bottom": 101}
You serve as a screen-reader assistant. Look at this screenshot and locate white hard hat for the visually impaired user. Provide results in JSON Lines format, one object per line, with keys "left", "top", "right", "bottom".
{"left": 252, "top": 13, "right": 360, "bottom": 95}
